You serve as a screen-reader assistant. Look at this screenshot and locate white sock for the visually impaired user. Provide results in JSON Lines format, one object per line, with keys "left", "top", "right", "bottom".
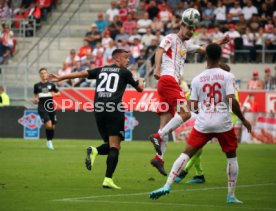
{"left": 159, "top": 113, "right": 183, "bottom": 137}
{"left": 227, "top": 157, "right": 239, "bottom": 197}
{"left": 160, "top": 134, "right": 169, "bottom": 159}
{"left": 165, "top": 153, "right": 190, "bottom": 186}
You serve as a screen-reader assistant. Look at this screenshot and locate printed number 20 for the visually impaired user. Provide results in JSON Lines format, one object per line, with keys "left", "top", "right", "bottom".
{"left": 97, "top": 73, "right": 119, "bottom": 93}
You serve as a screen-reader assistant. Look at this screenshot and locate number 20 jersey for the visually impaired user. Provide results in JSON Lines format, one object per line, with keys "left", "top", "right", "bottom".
{"left": 87, "top": 64, "right": 138, "bottom": 105}
{"left": 190, "top": 68, "right": 236, "bottom": 133}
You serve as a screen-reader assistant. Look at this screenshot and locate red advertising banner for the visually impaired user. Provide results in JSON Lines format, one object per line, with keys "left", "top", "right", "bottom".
{"left": 54, "top": 89, "right": 276, "bottom": 113}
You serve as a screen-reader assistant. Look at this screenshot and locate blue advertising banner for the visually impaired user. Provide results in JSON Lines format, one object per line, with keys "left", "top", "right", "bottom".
{"left": 18, "top": 110, "right": 43, "bottom": 139}
{"left": 124, "top": 112, "right": 139, "bottom": 141}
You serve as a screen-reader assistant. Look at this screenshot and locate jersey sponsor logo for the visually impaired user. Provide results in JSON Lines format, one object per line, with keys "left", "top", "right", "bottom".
{"left": 47, "top": 85, "right": 52, "bottom": 90}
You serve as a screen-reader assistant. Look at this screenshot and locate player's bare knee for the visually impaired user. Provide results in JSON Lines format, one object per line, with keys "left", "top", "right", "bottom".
{"left": 45, "top": 121, "right": 53, "bottom": 129}
{"left": 178, "top": 111, "right": 191, "bottom": 122}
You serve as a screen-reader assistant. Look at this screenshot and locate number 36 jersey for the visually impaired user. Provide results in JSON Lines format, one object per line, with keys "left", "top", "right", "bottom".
{"left": 87, "top": 64, "right": 138, "bottom": 105}
{"left": 190, "top": 68, "right": 236, "bottom": 133}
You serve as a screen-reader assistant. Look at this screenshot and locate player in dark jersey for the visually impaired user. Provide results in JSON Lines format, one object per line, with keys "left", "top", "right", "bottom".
{"left": 49, "top": 49, "right": 144, "bottom": 189}
{"left": 33, "top": 68, "right": 60, "bottom": 150}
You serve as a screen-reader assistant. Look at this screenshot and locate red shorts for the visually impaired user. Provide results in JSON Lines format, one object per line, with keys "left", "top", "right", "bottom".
{"left": 156, "top": 75, "right": 186, "bottom": 116}
{"left": 187, "top": 127, "right": 238, "bottom": 153}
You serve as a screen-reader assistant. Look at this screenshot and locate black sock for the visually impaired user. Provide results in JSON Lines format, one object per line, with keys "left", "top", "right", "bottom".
{"left": 96, "top": 143, "right": 110, "bottom": 155}
{"left": 46, "top": 129, "right": 54, "bottom": 141}
{"left": 105, "top": 147, "right": 119, "bottom": 178}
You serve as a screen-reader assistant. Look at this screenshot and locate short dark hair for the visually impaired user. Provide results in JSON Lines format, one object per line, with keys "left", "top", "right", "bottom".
{"left": 112, "top": 49, "right": 129, "bottom": 58}
{"left": 206, "top": 43, "right": 222, "bottom": 61}
{"left": 39, "top": 68, "right": 47, "bottom": 73}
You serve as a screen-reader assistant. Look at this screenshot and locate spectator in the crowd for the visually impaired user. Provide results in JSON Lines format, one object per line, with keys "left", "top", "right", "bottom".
{"left": 112, "top": 15, "right": 123, "bottom": 28}
{"left": 141, "top": 27, "right": 156, "bottom": 47}
{"left": 103, "top": 40, "right": 117, "bottom": 65}
{"left": 167, "top": 0, "right": 181, "bottom": 11}
{"left": 0, "top": 86, "right": 10, "bottom": 106}
{"left": 136, "top": 48, "right": 149, "bottom": 77}
{"left": 242, "top": 27, "right": 256, "bottom": 62}
{"left": 106, "top": 1, "right": 119, "bottom": 22}
{"left": 254, "top": 27, "right": 265, "bottom": 62}
{"left": 158, "top": 3, "right": 172, "bottom": 26}
{"left": 65, "top": 49, "right": 80, "bottom": 68}
{"left": 146, "top": 1, "right": 159, "bottom": 20}
{"left": 264, "top": 67, "right": 275, "bottom": 90}
{"left": 174, "top": 0, "right": 186, "bottom": 18}
{"left": 228, "top": 0, "right": 242, "bottom": 24}
{"left": 151, "top": 16, "right": 164, "bottom": 33}
{"left": 0, "top": 0, "right": 11, "bottom": 19}
{"left": 137, "top": 12, "right": 152, "bottom": 35}
{"left": 119, "top": 39, "right": 130, "bottom": 51}
{"left": 95, "top": 12, "right": 108, "bottom": 33}
{"left": 242, "top": 0, "right": 258, "bottom": 21}
{"left": 0, "top": 23, "right": 15, "bottom": 59}
{"left": 259, "top": 2, "right": 274, "bottom": 23}
{"left": 128, "top": 27, "right": 142, "bottom": 44}
{"left": 94, "top": 50, "right": 104, "bottom": 67}
{"left": 222, "top": 24, "right": 240, "bottom": 62}
{"left": 57, "top": 62, "right": 72, "bottom": 87}
{"left": 265, "top": 28, "right": 276, "bottom": 63}
{"left": 145, "top": 38, "right": 158, "bottom": 66}
{"left": 81, "top": 52, "right": 95, "bottom": 69}
{"left": 235, "top": 14, "right": 247, "bottom": 34}
{"left": 78, "top": 39, "right": 92, "bottom": 59}
{"left": 197, "top": 27, "right": 211, "bottom": 62}
{"left": 71, "top": 57, "right": 89, "bottom": 87}
{"left": 123, "top": 13, "right": 137, "bottom": 35}
{"left": 24, "top": 1, "right": 41, "bottom": 36}
{"left": 135, "top": 1, "right": 146, "bottom": 19}
{"left": 214, "top": 0, "right": 226, "bottom": 24}
{"left": 36, "top": 0, "right": 51, "bottom": 22}
{"left": 248, "top": 14, "right": 261, "bottom": 32}
{"left": 85, "top": 24, "right": 101, "bottom": 48}
{"left": 107, "top": 19, "right": 120, "bottom": 40}
{"left": 200, "top": 2, "right": 215, "bottom": 27}
{"left": 248, "top": 71, "right": 264, "bottom": 90}
{"left": 129, "top": 37, "right": 143, "bottom": 64}
{"left": 264, "top": 18, "right": 274, "bottom": 33}
{"left": 115, "top": 27, "right": 129, "bottom": 42}
{"left": 92, "top": 42, "right": 104, "bottom": 57}
{"left": 101, "top": 30, "right": 113, "bottom": 49}
{"left": 10, "top": 0, "right": 22, "bottom": 15}
{"left": 155, "top": 29, "right": 164, "bottom": 44}
{"left": 211, "top": 26, "right": 224, "bottom": 41}
{"left": 118, "top": 0, "right": 128, "bottom": 22}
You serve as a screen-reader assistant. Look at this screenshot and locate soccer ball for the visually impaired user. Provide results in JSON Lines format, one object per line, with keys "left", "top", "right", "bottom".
{"left": 181, "top": 8, "right": 201, "bottom": 27}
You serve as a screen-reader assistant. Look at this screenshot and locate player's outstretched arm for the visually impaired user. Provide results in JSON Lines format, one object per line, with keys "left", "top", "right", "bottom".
{"left": 227, "top": 95, "right": 252, "bottom": 133}
{"left": 48, "top": 70, "right": 89, "bottom": 82}
{"left": 135, "top": 78, "right": 145, "bottom": 92}
{"left": 196, "top": 35, "right": 230, "bottom": 54}
{"left": 154, "top": 47, "right": 165, "bottom": 80}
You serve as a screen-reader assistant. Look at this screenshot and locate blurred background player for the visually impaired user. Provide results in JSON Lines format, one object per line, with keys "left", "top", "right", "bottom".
{"left": 175, "top": 63, "right": 240, "bottom": 184}
{"left": 32, "top": 68, "right": 60, "bottom": 150}
{"left": 149, "top": 43, "right": 252, "bottom": 203}
{"left": 48, "top": 49, "right": 144, "bottom": 189}
{"left": 148, "top": 10, "right": 230, "bottom": 177}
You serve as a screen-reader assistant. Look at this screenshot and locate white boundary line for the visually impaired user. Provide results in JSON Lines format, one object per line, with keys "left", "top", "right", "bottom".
{"left": 53, "top": 182, "right": 275, "bottom": 202}
{"left": 59, "top": 199, "right": 276, "bottom": 211}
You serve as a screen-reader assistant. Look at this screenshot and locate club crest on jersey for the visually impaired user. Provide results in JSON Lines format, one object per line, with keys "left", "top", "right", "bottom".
{"left": 178, "top": 49, "right": 186, "bottom": 57}
{"left": 47, "top": 85, "right": 52, "bottom": 89}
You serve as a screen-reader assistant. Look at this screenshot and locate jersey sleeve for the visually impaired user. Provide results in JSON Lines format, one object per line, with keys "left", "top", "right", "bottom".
{"left": 189, "top": 78, "right": 198, "bottom": 101}
{"left": 33, "top": 84, "right": 38, "bottom": 94}
{"left": 52, "top": 83, "right": 59, "bottom": 93}
{"left": 226, "top": 73, "right": 236, "bottom": 96}
{"left": 159, "top": 35, "right": 173, "bottom": 51}
{"left": 186, "top": 41, "right": 200, "bottom": 53}
{"left": 87, "top": 68, "right": 100, "bottom": 79}
{"left": 124, "top": 69, "right": 139, "bottom": 88}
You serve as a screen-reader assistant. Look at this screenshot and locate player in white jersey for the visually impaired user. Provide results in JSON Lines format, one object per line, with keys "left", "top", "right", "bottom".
{"left": 149, "top": 22, "right": 230, "bottom": 176}
{"left": 149, "top": 43, "right": 252, "bottom": 203}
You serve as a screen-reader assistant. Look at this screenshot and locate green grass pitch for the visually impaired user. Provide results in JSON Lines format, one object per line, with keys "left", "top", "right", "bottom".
{"left": 0, "top": 138, "right": 276, "bottom": 211}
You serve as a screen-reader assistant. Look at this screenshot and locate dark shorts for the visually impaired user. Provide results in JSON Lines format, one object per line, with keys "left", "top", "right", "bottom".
{"left": 95, "top": 110, "right": 125, "bottom": 142}
{"left": 38, "top": 110, "right": 57, "bottom": 124}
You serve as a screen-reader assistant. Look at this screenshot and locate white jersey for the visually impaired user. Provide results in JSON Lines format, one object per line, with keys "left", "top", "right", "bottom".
{"left": 190, "top": 68, "right": 236, "bottom": 133}
{"left": 159, "top": 34, "right": 199, "bottom": 82}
